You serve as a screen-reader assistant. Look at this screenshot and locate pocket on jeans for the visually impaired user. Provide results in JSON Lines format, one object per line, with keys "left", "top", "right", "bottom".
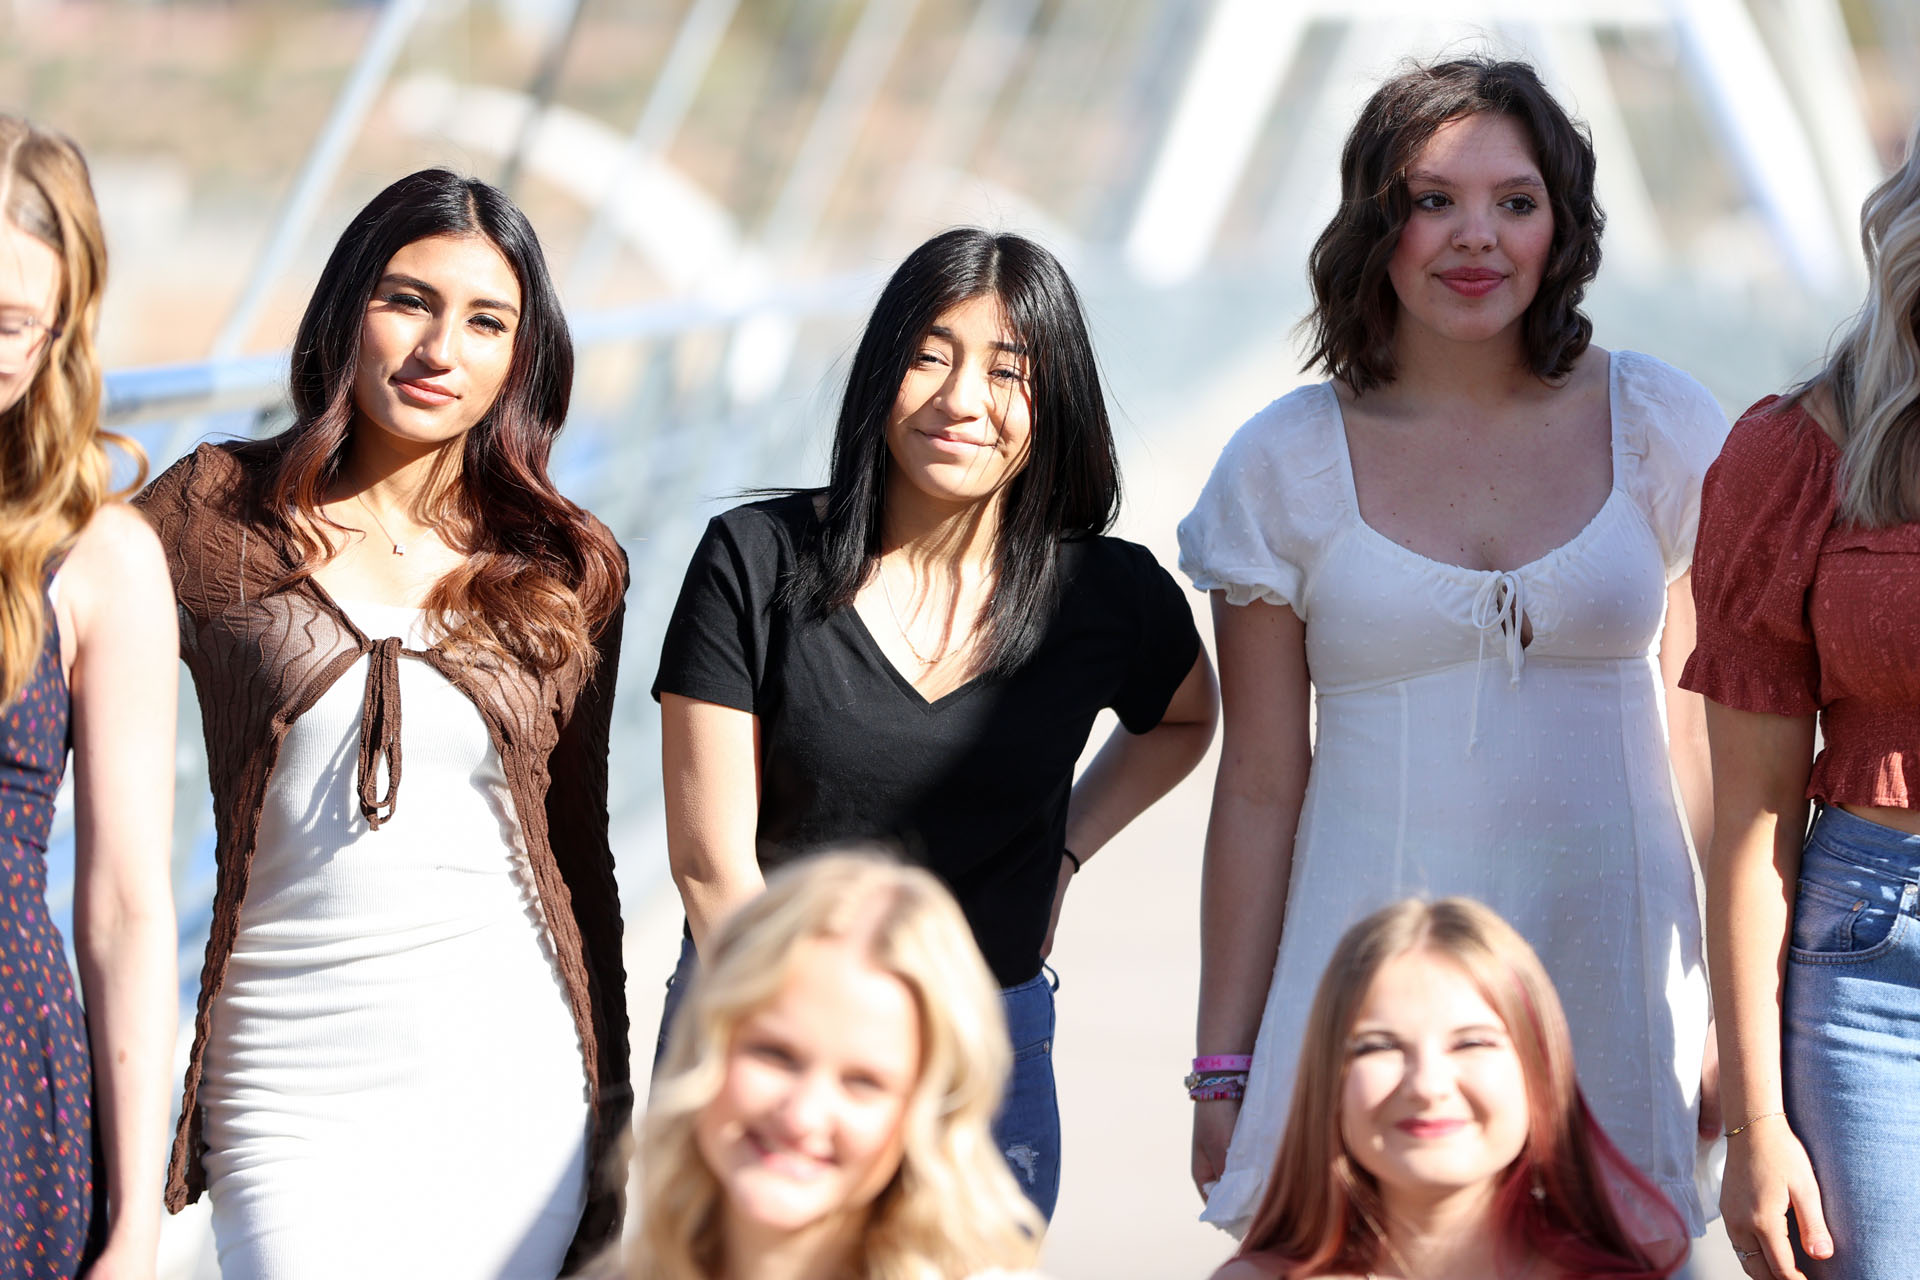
{"left": 1011, "top": 1034, "right": 1053, "bottom": 1064}
{"left": 1789, "top": 877, "right": 1906, "bottom": 961}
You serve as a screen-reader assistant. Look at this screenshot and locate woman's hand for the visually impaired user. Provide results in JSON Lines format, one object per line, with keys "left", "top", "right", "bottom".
{"left": 1722, "top": 1118, "right": 1832, "bottom": 1279}
{"left": 1191, "top": 1096, "right": 1241, "bottom": 1202}
{"left": 80, "top": 1234, "right": 159, "bottom": 1280}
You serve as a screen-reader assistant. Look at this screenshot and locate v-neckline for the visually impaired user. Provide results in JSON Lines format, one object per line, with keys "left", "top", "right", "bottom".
{"left": 841, "top": 606, "right": 991, "bottom": 712}
{"left": 1324, "top": 350, "right": 1625, "bottom": 581}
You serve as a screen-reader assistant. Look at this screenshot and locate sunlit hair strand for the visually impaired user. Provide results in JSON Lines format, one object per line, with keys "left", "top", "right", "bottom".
{"left": 1788, "top": 114, "right": 1920, "bottom": 526}
{"left": 0, "top": 116, "right": 145, "bottom": 711}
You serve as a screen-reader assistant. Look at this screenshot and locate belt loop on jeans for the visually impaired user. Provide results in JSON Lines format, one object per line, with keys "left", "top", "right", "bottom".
{"left": 1041, "top": 962, "right": 1060, "bottom": 993}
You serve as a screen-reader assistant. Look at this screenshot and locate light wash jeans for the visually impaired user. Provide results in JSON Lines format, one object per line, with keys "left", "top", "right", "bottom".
{"left": 1782, "top": 805, "right": 1920, "bottom": 1280}
{"left": 652, "top": 936, "right": 1063, "bottom": 1221}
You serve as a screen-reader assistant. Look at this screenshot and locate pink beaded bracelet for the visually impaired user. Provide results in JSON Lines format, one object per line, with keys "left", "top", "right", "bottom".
{"left": 1189, "top": 1081, "right": 1246, "bottom": 1102}
{"left": 1193, "top": 1054, "right": 1253, "bottom": 1072}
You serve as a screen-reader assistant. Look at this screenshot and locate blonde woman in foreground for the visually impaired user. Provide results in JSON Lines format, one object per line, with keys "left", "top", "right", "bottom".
{"left": 631, "top": 853, "right": 1044, "bottom": 1280}
{"left": 1212, "top": 899, "right": 1686, "bottom": 1280}
{"left": 0, "top": 117, "right": 177, "bottom": 1277}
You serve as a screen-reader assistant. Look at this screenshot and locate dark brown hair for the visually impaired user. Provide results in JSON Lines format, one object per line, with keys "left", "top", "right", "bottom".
{"left": 1301, "top": 58, "right": 1604, "bottom": 392}
{"left": 239, "top": 169, "right": 622, "bottom": 673}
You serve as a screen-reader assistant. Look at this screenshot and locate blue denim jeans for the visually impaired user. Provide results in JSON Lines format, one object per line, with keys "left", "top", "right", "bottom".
{"left": 1782, "top": 806, "right": 1920, "bottom": 1280}
{"left": 652, "top": 937, "right": 1062, "bottom": 1222}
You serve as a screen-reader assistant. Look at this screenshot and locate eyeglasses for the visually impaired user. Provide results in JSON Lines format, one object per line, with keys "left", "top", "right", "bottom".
{"left": 0, "top": 314, "right": 61, "bottom": 357}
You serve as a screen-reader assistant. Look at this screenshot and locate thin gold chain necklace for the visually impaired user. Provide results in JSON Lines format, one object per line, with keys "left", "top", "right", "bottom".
{"left": 354, "top": 490, "right": 435, "bottom": 557}
{"left": 877, "top": 559, "right": 956, "bottom": 666}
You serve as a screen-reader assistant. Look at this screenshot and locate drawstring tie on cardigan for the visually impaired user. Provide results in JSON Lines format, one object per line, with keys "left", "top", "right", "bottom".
{"left": 1466, "top": 571, "right": 1526, "bottom": 756}
{"left": 356, "top": 636, "right": 405, "bottom": 828}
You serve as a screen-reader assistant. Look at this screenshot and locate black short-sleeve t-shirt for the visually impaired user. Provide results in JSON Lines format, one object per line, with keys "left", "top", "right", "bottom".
{"left": 652, "top": 493, "right": 1201, "bottom": 986}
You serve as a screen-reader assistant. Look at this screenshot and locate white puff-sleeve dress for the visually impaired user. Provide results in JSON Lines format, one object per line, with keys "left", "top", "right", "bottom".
{"left": 1177, "top": 351, "right": 1727, "bottom": 1236}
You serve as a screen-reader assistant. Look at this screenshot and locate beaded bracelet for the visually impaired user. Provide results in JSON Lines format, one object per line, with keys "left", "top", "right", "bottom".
{"left": 1189, "top": 1079, "right": 1246, "bottom": 1102}
{"left": 1193, "top": 1054, "right": 1253, "bottom": 1072}
{"left": 1185, "top": 1069, "right": 1249, "bottom": 1101}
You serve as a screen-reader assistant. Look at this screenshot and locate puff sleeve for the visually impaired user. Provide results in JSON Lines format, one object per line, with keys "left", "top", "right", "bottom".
{"left": 1679, "top": 397, "right": 1836, "bottom": 714}
{"left": 1176, "top": 385, "right": 1343, "bottom": 618}
{"left": 1615, "top": 351, "right": 1731, "bottom": 581}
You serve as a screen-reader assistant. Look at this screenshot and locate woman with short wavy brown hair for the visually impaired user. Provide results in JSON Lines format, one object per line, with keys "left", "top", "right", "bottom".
{"left": 1177, "top": 57, "right": 1725, "bottom": 1238}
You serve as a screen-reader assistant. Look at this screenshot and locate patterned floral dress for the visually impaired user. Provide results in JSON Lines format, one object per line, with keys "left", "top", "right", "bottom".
{"left": 0, "top": 590, "right": 102, "bottom": 1276}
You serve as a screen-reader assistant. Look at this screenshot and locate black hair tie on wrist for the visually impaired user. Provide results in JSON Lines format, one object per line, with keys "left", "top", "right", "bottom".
{"left": 1061, "top": 848, "right": 1082, "bottom": 874}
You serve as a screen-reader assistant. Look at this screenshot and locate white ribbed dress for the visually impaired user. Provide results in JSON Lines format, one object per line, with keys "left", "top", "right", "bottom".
{"left": 1178, "top": 353, "right": 1727, "bottom": 1236}
{"left": 199, "top": 600, "right": 590, "bottom": 1279}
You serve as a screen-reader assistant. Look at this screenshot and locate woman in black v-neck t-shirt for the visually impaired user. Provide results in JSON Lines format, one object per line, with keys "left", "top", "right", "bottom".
{"left": 652, "top": 229, "right": 1216, "bottom": 1222}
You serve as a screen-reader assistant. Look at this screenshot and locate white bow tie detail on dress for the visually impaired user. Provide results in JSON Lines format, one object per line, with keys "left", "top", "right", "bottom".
{"left": 1467, "top": 570, "right": 1527, "bottom": 755}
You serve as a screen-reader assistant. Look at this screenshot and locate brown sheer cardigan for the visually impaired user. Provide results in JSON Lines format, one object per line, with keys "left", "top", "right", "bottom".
{"left": 135, "top": 442, "right": 631, "bottom": 1264}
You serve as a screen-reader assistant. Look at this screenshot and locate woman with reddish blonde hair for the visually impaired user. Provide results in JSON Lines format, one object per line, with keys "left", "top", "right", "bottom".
{"left": 0, "top": 116, "right": 178, "bottom": 1279}
{"left": 1212, "top": 898, "right": 1686, "bottom": 1280}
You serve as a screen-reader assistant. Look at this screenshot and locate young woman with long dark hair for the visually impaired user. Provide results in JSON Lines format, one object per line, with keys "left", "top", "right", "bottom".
{"left": 1211, "top": 899, "right": 1687, "bottom": 1280}
{"left": 1179, "top": 58, "right": 1726, "bottom": 1235}
{"left": 136, "top": 168, "right": 629, "bottom": 1278}
{"left": 0, "top": 114, "right": 178, "bottom": 1280}
{"left": 1687, "top": 118, "right": 1920, "bottom": 1280}
{"left": 653, "top": 227, "right": 1217, "bottom": 1220}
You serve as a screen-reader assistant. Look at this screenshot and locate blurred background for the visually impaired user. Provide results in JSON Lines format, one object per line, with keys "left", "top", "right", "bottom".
{"left": 3, "top": 0, "right": 1914, "bottom": 1275}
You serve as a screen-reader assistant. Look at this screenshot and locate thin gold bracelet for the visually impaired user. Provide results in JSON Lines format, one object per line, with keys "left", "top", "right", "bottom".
{"left": 1725, "top": 1110, "right": 1786, "bottom": 1138}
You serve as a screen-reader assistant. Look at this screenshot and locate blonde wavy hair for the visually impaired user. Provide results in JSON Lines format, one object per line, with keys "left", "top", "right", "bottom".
{"left": 0, "top": 116, "right": 142, "bottom": 709}
{"left": 1793, "top": 114, "right": 1920, "bottom": 525}
{"left": 631, "top": 852, "right": 1042, "bottom": 1280}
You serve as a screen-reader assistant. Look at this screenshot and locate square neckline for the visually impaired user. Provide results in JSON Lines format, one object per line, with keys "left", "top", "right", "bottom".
{"left": 1321, "top": 349, "right": 1625, "bottom": 580}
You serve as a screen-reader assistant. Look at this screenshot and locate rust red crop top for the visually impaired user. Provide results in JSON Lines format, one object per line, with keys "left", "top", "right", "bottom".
{"left": 1681, "top": 396, "right": 1920, "bottom": 807}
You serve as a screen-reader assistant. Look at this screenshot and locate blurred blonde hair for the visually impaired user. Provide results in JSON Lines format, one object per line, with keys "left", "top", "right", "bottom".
{"left": 0, "top": 116, "right": 142, "bottom": 709}
{"left": 1238, "top": 897, "right": 1684, "bottom": 1279}
{"left": 631, "top": 852, "right": 1042, "bottom": 1280}
{"left": 1796, "top": 114, "right": 1920, "bottom": 525}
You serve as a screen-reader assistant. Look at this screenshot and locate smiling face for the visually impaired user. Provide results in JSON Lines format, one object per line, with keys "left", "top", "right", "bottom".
{"left": 1339, "top": 950, "right": 1531, "bottom": 1206}
{"left": 884, "top": 293, "right": 1034, "bottom": 518}
{"left": 694, "top": 937, "right": 922, "bottom": 1244}
{"left": 0, "top": 216, "right": 61, "bottom": 415}
{"left": 1386, "top": 110, "right": 1555, "bottom": 352}
{"left": 350, "top": 232, "right": 521, "bottom": 452}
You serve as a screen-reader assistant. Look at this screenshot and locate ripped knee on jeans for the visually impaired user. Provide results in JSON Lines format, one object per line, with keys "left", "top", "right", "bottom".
{"left": 1004, "top": 1142, "right": 1038, "bottom": 1183}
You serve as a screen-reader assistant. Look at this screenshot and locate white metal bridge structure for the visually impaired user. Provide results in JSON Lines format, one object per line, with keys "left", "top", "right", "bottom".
{"left": 47, "top": 0, "right": 1901, "bottom": 1270}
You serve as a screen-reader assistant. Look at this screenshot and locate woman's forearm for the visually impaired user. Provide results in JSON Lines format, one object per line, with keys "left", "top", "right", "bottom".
{"left": 75, "top": 898, "right": 176, "bottom": 1250}
{"left": 1064, "top": 655, "right": 1218, "bottom": 861}
{"left": 661, "top": 693, "right": 766, "bottom": 949}
{"left": 1197, "top": 783, "right": 1304, "bottom": 1054}
{"left": 1708, "top": 819, "right": 1801, "bottom": 1124}
{"left": 1702, "top": 703, "right": 1817, "bottom": 1125}
{"left": 674, "top": 857, "right": 768, "bottom": 951}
